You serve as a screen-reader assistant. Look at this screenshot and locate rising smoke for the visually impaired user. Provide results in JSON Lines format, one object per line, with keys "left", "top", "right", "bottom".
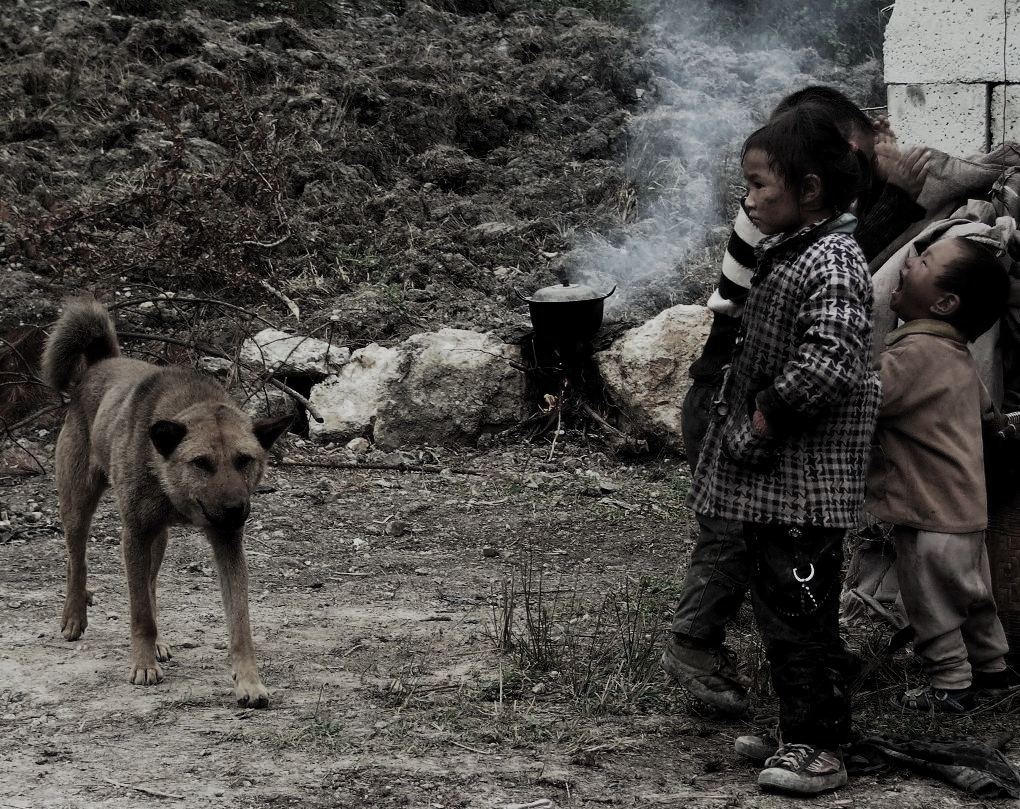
{"left": 567, "top": 4, "right": 884, "bottom": 319}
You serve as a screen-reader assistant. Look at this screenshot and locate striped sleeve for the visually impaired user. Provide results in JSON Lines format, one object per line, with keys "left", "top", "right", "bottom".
{"left": 708, "top": 207, "right": 765, "bottom": 317}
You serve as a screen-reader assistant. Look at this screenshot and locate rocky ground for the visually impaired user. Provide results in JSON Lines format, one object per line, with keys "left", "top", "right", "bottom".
{"left": 3, "top": 1, "right": 1015, "bottom": 806}
{"left": 3, "top": 438, "right": 1018, "bottom": 808}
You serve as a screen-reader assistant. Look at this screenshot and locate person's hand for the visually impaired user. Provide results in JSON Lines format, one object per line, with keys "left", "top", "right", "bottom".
{"left": 875, "top": 140, "right": 932, "bottom": 200}
{"left": 871, "top": 116, "right": 894, "bottom": 139}
{"left": 752, "top": 409, "right": 770, "bottom": 436}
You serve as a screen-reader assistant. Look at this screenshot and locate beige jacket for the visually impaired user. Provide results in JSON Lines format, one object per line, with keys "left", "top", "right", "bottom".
{"left": 866, "top": 320, "right": 991, "bottom": 533}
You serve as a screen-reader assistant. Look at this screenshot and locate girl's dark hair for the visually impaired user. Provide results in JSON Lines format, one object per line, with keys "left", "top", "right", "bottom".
{"left": 771, "top": 85, "right": 873, "bottom": 139}
{"left": 742, "top": 105, "right": 863, "bottom": 213}
{"left": 936, "top": 237, "right": 1010, "bottom": 341}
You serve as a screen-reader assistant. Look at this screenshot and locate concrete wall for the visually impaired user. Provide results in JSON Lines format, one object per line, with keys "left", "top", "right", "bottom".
{"left": 885, "top": 0, "right": 1020, "bottom": 154}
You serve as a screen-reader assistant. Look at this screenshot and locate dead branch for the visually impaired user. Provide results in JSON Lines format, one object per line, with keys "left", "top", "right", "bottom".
{"left": 107, "top": 296, "right": 278, "bottom": 330}
{"left": 102, "top": 778, "right": 184, "bottom": 801}
{"left": 272, "top": 459, "right": 487, "bottom": 476}
{"left": 117, "top": 331, "right": 323, "bottom": 422}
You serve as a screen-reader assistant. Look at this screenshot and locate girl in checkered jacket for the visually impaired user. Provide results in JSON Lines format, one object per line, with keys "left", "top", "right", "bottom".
{"left": 688, "top": 105, "right": 881, "bottom": 795}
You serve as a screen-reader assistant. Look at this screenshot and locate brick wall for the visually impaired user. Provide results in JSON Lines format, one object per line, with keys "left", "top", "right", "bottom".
{"left": 885, "top": 0, "right": 1019, "bottom": 154}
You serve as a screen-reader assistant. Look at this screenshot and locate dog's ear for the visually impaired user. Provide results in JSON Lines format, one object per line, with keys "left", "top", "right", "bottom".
{"left": 150, "top": 420, "right": 188, "bottom": 458}
{"left": 253, "top": 413, "right": 293, "bottom": 450}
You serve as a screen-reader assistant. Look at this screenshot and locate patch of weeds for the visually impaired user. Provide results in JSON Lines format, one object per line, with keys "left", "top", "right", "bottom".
{"left": 531, "top": 0, "right": 632, "bottom": 20}
{"left": 376, "top": 662, "right": 423, "bottom": 709}
{"left": 488, "top": 556, "right": 678, "bottom": 716}
{"left": 334, "top": 244, "right": 382, "bottom": 284}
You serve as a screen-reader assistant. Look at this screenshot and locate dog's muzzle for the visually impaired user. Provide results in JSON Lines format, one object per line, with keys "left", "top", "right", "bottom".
{"left": 201, "top": 501, "right": 250, "bottom": 530}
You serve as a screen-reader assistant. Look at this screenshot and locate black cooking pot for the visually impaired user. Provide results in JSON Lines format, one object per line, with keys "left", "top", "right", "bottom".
{"left": 514, "top": 281, "right": 617, "bottom": 346}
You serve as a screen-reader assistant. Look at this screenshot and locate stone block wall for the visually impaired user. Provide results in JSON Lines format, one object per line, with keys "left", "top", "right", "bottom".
{"left": 885, "top": 0, "right": 1019, "bottom": 154}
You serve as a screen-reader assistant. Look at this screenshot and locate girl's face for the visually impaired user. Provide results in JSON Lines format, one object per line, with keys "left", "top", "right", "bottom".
{"left": 741, "top": 148, "right": 803, "bottom": 235}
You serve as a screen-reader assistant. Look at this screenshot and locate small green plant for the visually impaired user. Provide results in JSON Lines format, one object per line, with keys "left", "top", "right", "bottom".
{"left": 489, "top": 556, "right": 681, "bottom": 715}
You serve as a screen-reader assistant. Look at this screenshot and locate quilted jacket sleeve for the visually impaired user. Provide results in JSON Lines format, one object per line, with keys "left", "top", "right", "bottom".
{"left": 756, "top": 236, "right": 873, "bottom": 433}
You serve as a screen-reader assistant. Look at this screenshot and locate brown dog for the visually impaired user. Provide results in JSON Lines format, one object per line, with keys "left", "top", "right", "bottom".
{"left": 43, "top": 298, "right": 291, "bottom": 707}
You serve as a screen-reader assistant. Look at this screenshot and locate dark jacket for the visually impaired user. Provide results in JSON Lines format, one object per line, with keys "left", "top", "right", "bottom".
{"left": 689, "top": 215, "right": 881, "bottom": 528}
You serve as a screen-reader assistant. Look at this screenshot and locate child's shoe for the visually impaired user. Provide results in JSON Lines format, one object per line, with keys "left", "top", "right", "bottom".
{"left": 757, "top": 743, "right": 847, "bottom": 794}
{"left": 891, "top": 683, "right": 974, "bottom": 713}
{"left": 660, "top": 633, "right": 749, "bottom": 716}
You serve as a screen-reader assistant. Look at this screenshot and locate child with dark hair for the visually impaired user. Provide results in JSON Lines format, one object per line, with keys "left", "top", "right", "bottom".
{"left": 867, "top": 235, "right": 1012, "bottom": 712}
{"left": 663, "top": 85, "right": 930, "bottom": 722}
{"left": 688, "top": 106, "right": 881, "bottom": 794}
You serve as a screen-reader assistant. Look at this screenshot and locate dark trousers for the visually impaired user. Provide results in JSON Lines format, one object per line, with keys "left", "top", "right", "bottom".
{"left": 672, "top": 379, "right": 749, "bottom": 646}
{"left": 746, "top": 523, "right": 850, "bottom": 749}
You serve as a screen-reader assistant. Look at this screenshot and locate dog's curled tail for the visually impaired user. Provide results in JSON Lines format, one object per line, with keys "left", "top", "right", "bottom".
{"left": 43, "top": 297, "right": 120, "bottom": 393}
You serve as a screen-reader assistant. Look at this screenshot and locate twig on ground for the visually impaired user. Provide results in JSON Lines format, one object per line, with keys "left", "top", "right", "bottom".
{"left": 2, "top": 403, "right": 63, "bottom": 435}
{"left": 271, "top": 459, "right": 486, "bottom": 476}
{"left": 449, "top": 740, "right": 493, "bottom": 755}
{"left": 102, "top": 778, "right": 184, "bottom": 800}
{"left": 547, "top": 407, "right": 562, "bottom": 461}
{"left": 107, "top": 296, "right": 278, "bottom": 330}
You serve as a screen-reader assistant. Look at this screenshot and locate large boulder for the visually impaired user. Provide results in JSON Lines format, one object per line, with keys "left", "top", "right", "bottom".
{"left": 374, "top": 329, "right": 527, "bottom": 449}
{"left": 307, "top": 329, "right": 527, "bottom": 447}
{"left": 308, "top": 343, "right": 401, "bottom": 443}
{"left": 595, "top": 304, "right": 713, "bottom": 449}
{"left": 239, "top": 329, "right": 350, "bottom": 377}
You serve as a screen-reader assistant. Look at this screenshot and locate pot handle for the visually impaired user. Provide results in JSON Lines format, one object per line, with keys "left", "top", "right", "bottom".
{"left": 602, "top": 285, "right": 618, "bottom": 299}
{"left": 512, "top": 287, "right": 530, "bottom": 303}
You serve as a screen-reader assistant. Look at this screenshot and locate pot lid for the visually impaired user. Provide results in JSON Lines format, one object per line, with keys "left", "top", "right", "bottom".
{"left": 527, "top": 281, "right": 609, "bottom": 302}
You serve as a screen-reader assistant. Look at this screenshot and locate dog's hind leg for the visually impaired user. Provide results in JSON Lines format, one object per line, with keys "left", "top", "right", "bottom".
{"left": 207, "top": 530, "right": 269, "bottom": 709}
{"left": 123, "top": 522, "right": 164, "bottom": 686}
{"left": 149, "top": 528, "right": 172, "bottom": 663}
{"left": 55, "top": 411, "right": 106, "bottom": 641}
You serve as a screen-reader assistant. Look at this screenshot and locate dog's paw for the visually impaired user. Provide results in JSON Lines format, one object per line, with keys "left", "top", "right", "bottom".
{"left": 234, "top": 676, "right": 269, "bottom": 709}
{"left": 154, "top": 639, "right": 173, "bottom": 663}
{"left": 129, "top": 662, "right": 164, "bottom": 686}
{"left": 61, "top": 605, "right": 88, "bottom": 641}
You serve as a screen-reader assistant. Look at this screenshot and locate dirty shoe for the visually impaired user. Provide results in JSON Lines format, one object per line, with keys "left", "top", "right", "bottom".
{"left": 734, "top": 730, "right": 780, "bottom": 763}
{"left": 757, "top": 744, "right": 847, "bottom": 794}
{"left": 660, "top": 633, "right": 749, "bottom": 716}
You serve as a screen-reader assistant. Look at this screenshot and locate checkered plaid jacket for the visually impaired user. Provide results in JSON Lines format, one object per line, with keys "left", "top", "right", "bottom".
{"left": 689, "top": 216, "right": 881, "bottom": 528}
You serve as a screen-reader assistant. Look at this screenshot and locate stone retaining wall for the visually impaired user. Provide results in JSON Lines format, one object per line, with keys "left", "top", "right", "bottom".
{"left": 885, "top": 0, "right": 1019, "bottom": 154}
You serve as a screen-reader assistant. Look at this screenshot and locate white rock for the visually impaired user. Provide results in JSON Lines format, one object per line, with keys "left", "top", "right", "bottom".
{"left": 308, "top": 343, "right": 401, "bottom": 443}
{"left": 309, "top": 331, "right": 527, "bottom": 448}
{"left": 240, "top": 329, "right": 350, "bottom": 376}
{"left": 346, "top": 437, "right": 371, "bottom": 454}
{"left": 595, "top": 304, "right": 713, "bottom": 450}
{"left": 196, "top": 356, "right": 234, "bottom": 379}
{"left": 241, "top": 385, "right": 296, "bottom": 420}
{"left": 373, "top": 329, "right": 527, "bottom": 449}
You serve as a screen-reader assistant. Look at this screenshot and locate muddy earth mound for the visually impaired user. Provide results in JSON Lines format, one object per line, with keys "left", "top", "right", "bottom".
{"left": 0, "top": 0, "right": 654, "bottom": 343}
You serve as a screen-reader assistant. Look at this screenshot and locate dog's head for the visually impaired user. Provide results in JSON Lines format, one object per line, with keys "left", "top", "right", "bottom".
{"left": 148, "top": 402, "right": 292, "bottom": 535}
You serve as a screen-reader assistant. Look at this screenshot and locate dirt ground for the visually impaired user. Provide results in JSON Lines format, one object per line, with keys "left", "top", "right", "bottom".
{"left": 1, "top": 1, "right": 1013, "bottom": 806}
{"left": 2, "top": 435, "right": 1016, "bottom": 808}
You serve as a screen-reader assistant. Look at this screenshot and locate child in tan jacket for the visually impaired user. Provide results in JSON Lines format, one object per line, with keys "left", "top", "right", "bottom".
{"left": 866, "top": 234, "right": 1012, "bottom": 712}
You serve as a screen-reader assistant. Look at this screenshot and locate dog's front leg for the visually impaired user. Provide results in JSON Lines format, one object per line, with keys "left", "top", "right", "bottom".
{"left": 208, "top": 531, "right": 269, "bottom": 709}
{"left": 122, "top": 525, "right": 163, "bottom": 685}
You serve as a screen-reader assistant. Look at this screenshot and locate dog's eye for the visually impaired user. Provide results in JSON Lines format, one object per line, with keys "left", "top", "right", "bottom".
{"left": 191, "top": 457, "right": 215, "bottom": 473}
{"left": 234, "top": 454, "right": 254, "bottom": 471}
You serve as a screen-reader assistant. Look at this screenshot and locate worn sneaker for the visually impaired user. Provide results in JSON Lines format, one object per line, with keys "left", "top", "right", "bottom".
{"left": 660, "top": 634, "right": 749, "bottom": 716}
{"left": 734, "top": 730, "right": 780, "bottom": 763}
{"left": 757, "top": 744, "right": 847, "bottom": 794}
{"left": 891, "top": 684, "right": 974, "bottom": 713}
